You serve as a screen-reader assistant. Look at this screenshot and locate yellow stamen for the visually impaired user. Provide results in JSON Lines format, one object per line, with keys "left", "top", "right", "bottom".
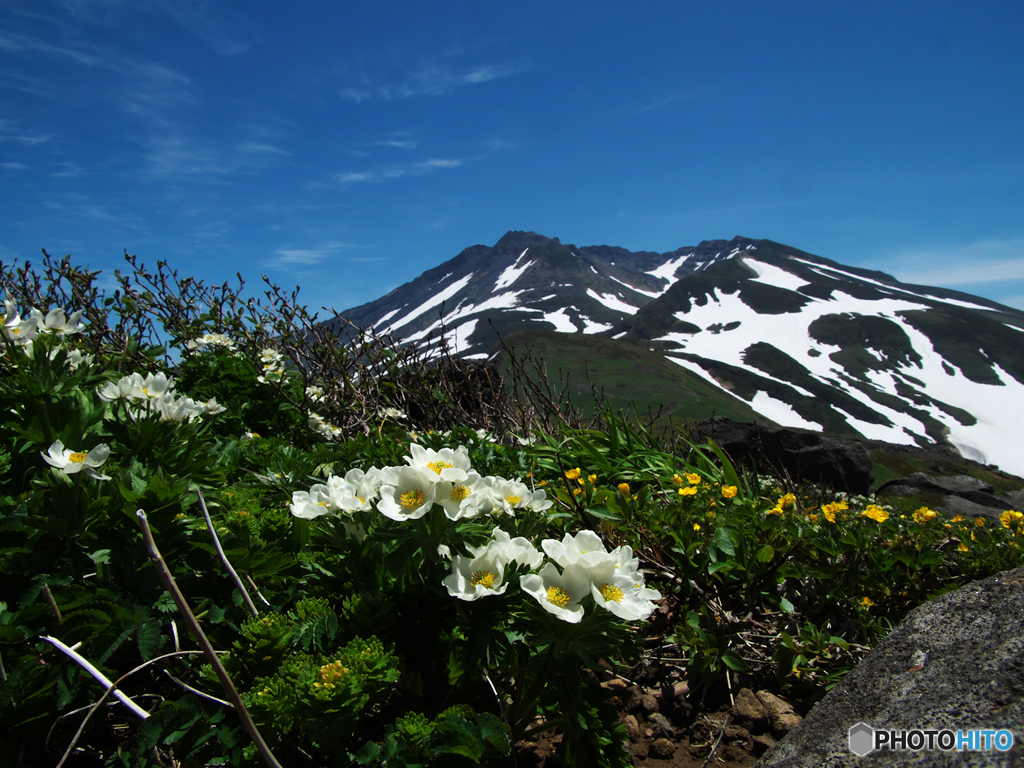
{"left": 598, "top": 583, "right": 624, "bottom": 603}
{"left": 470, "top": 570, "right": 496, "bottom": 589}
{"left": 505, "top": 495, "right": 521, "bottom": 506}
{"left": 69, "top": 452, "right": 88, "bottom": 464}
{"left": 546, "top": 586, "right": 570, "bottom": 608}
{"left": 450, "top": 485, "right": 471, "bottom": 502}
{"left": 400, "top": 489, "right": 426, "bottom": 509}
{"left": 427, "top": 460, "right": 453, "bottom": 475}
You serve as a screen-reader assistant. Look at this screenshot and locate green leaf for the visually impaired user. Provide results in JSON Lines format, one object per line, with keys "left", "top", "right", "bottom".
{"left": 721, "top": 651, "right": 748, "bottom": 672}
{"left": 136, "top": 618, "right": 163, "bottom": 661}
{"left": 711, "top": 526, "right": 736, "bottom": 558}
{"left": 755, "top": 545, "right": 775, "bottom": 564}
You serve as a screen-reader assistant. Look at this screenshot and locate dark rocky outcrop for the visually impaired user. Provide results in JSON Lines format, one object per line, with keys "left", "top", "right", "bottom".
{"left": 876, "top": 472, "right": 1024, "bottom": 521}
{"left": 754, "top": 566, "right": 1024, "bottom": 767}
{"left": 695, "top": 418, "right": 873, "bottom": 495}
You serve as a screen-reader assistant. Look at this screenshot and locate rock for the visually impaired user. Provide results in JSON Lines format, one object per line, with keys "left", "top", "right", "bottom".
{"left": 732, "top": 687, "right": 771, "bottom": 733}
{"left": 646, "top": 711, "right": 675, "bottom": 740}
{"left": 755, "top": 690, "right": 803, "bottom": 736}
{"left": 1001, "top": 489, "right": 1024, "bottom": 510}
{"left": 665, "top": 680, "right": 690, "bottom": 701}
{"left": 650, "top": 737, "right": 675, "bottom": 759}
{"left": 639, "top": 693, "right": 659, "bottom": 715}
{"left": 935, "top": 495, "right": 1007, "bottom": 522}
{"left": 755, "top": 566, "right": 1024, "bottom": 766}
{"left": 696, "top": 418, "right": 873, "bottom": 494}
{"left": 725, "top": 724, "right": 752, "bottom": 749}
{"left": 630, "top": 740, "right": 649, "bottom": 760}
{"left": 752, "top": 733, "right": 777, "bottom": 756}
{"left": 623, "top": 714, "right": 641, "bottom": 742}
{"left": 624, "top": 685, "right": 643, "bottom": 714}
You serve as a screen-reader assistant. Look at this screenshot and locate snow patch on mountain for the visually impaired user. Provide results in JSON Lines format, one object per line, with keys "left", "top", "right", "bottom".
{"left": 645, "top": 252, "right": 692, "bottom": 290}
{"left": 586, "top": 288, "right": 641, "bottom": 314}
{"left": 543, "top": 307, "right": 579, "bottom": 333}
{"left": 742, "top": 258, "right": 811, "bottom": 292}
{"left": 609, "top": 274, "right": 661, "bottom": 298}
{"left": 382, "top": 273, "right": 476, "bottom": 332}
{"left": 750, "top": 391, "right": 821, "bottom": 430}
{"left": 494, "top": 248, "right": 533, "bottom": 291}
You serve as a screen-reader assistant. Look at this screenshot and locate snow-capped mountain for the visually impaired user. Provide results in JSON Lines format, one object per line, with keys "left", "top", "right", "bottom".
{"left": 338, "top": 231, "right": 1024, "bottom": 476}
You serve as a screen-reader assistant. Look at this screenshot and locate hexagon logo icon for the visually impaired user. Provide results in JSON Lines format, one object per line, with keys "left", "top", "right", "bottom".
{"left": 848, "top": 722, "right": 875, "bottom": 756}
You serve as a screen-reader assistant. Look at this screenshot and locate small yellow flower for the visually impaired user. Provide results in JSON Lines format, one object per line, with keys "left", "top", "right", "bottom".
{"left": 766, "top": 505, "right": 783, "bottom": 516}
{"left": 860, "top": 596, "right": 873, "bottom": 607}
{"left": 913, "top": 507, "right": 938, "bottom": 523}
{"left": 678, "top": 486, "right": 698, "bottom": 497}
{"left": 862, "top": 504, "right": 889, "bottom": 523}
{"left": 779, "top": 493, "right": 796, "bottom": 508}
{"left": 721, "top": 486, "right": 738, "bottom": 499}
{"left": 693, "top": 523, "right": 700, "bottom": 531}
{"left": 999, "top": 510, "right": 1023, "bottom": 529}
{"left": 687, "top": 473, "right": 701, "bottom": 485}
{"left": 588, "top": 473, "right": 597, "bottom": 485}
{"left": 565, "top": 468, "right": 581, "bottom": 480}
{"left": 671, "top": 473, "right": 683, "bottom": 487}
{"left": 617, "top": 482, "right": 630, "bottom": 495}
{"left": 974, "top": 517, "right": 985, "bottom": 528}
{"left": 808, "top": 513, "right": 818, "bottom": 523}
{"left": 820, "top": 502, "right": 843, "bottom": 523}
{"left": 958, "top": 540, "right": 968, "bottom": 552}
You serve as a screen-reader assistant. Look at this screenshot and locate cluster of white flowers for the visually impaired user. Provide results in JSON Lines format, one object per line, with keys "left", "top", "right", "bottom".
{"left": 96, "top": 372, "right": 225, "bottom": 421}
{"left": 287, "top": 444, "right": 660, "bottom": 623}
{"left": 257, "top": 348, "right": 286, "bottom": 384}
{"left": 185, "top": 332, "right": 238, "bottom": 352}
{"left": 307, "top": 412, "right": 342, "bottom": 439}
{"left": 2, "top": 299, "right": 85, "bottom": 353}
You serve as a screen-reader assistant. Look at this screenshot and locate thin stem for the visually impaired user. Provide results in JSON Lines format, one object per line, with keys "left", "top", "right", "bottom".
{"left": 195, "top": 489, "right": 259, "bottom": 617}
{"left": 135, "top": 509, "right": 283, "bottom": 768}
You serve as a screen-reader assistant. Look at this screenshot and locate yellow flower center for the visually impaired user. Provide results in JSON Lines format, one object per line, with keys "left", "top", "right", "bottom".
{"left": 400, "top": 489, "right": 426, "bottom": 509}
{"left": 546, "top": 586, "right": 571, "bottom": 608}
{"left": 470, "top": 570, "right": 496, "bottom": 589}
{"left": 450, "top": 485, "right": 471, "bottom": 502}
{"left": 69, "top": 452, "right": 88, "bottom": 463}
{"left": 427, "top": 460, "right": 453, "bottom": 475}
{"left": 598, "top": 583, "right": 624, "bottom": 603}
{"left": 315, "top": 661, "right": 349, "bottom": 689}
{"left": 505, "top": 495, "right": 521, "bottom": 506}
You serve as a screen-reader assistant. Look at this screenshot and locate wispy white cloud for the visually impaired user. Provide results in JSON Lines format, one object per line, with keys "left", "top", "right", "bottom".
{"left": 372, "top": 139, "right": 418, "bottom": 149}
{"left": 338, "top": 57, "right": 530, "bottom": 102}
{"left": 0, "top": 119, "right": 53, "bottom": 145}
{"left": 881, "top": 237, "right": 1024, "bottom": 287}
{"left": 238, "top": 142, "right": 292, "bottom": 156}
{"left": 336, "top": 157, "right": 465, "bottom": 185}
{"left": 267, "top": 242, "right": 362, "bottom": 267}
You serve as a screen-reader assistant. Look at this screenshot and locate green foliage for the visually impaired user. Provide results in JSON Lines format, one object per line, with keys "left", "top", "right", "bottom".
{"left": 2, "top": 252, "right": 1023, "bottom": 768}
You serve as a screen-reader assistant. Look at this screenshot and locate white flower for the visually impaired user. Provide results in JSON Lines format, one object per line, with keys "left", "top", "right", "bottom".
{"left": 2, "top": 300, "right": 39, "bottom": 345}
{"left": 327, "top": 467, "right": 384, "bottom": 513}
{"left": 541, "top": 530, "right": 613, "bottom": 570}
{"left": 436, "top": 472, "right": 489, "bottom": 520}
{"left": 290, "top": 484, "right": 335, "bottom": 519}
{"left": 378, "top": 407, "right": 407, "bottom": 421}
{"left": 49, "top": 345, "right": 92, "bottom": 370}
{"left": 586, "top": 560, "right": 661, "bottom": 621}
{"left": 491, "top": 477, "right": 542, "bottom": 516}
{"left": 37, "top": 308, "right": 84, "bottom": 335}
{"left": 377, "top": 466, "right": 437, "bottom": 521}
{"left": 404, "top": 444, "right": 470, "bottom": 484}
{"left": 257, "top": 348, "right": 286, "bottom": 383}
{"left": 41, "top": 440, "right": 111, "bottom": 480}
{"left": 526, "top": 488, "right": 554, "bottom": 512}
{"left": 442, "top": 545, "right": 509, "bottom": 601}
{"left": 306, "top": 385, "right": 326, "bottom": 403}
{"left": 520, "top": 562, "right": 591, "bottom": 623}
{"left": 476, "top": 527, "right": 543, "bottom": 570}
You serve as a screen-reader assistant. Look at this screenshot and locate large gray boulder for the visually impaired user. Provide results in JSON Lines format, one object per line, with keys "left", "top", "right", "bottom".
{"left": 696, "top": 418, "right": 873, "bottom": 494}
{"left": 755, "top": 567, "right": 1024, "bottom": 766}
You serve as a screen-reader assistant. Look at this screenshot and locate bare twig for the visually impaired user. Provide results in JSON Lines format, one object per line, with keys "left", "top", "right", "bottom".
{"left": 42, "top": 635, "right": 150, "bottom": 720}
{"left": 135, "top": 509, "right": 283, "bottom": 768}
{"left": 196, "top": 489, "right": 259, "bottom": 617}
{"left": 699, "top": 714, "right": 731, "bottom": 768}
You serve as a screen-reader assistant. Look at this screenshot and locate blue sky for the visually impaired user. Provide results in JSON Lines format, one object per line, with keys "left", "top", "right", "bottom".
{"left": 2, "top": 0, "right": 1023, "bottom": 317}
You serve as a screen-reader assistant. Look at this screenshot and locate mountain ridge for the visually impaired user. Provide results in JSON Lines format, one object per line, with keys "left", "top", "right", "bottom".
{"left": 334, "top": 231, "right": 1024, "bottom": 476}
